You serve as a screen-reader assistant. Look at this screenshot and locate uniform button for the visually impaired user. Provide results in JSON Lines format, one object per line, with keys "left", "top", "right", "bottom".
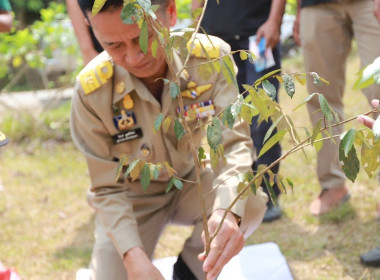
{"left": 235, "top": 34, "right": 240, "bottom": 40}
{"left": 140, "top": 144, "right": 151, "bottom": 158}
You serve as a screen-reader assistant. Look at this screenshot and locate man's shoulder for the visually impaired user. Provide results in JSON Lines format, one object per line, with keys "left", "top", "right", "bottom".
{"left": 76, "top": 52, "right": 114, "bottom": 96}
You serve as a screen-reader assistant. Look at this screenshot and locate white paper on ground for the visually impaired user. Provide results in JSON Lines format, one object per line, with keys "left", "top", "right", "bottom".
{"left": 76, "top": 242, "right": 293, "bottom": 280}
{"left": 153, "top": 242, "right": 293, "bottom": 280}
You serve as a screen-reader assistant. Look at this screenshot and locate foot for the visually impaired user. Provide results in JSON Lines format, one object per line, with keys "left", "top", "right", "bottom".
{"left": 309, "top": 186, "right": 350, "bottom": 216}
{"left": 263, "top": 203, "right": 282, "bottom": 223}
{"left": 360, "top": 246, "right": 380, "bottom": 267}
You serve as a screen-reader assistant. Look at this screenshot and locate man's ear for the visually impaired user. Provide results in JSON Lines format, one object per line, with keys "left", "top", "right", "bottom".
{"left": 166, "top": 0, "right": 177, "bottom": 27}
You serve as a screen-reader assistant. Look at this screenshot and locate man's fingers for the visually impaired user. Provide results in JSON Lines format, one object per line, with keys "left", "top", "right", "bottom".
{"left": 358, "top": 115, "right": 375, "bottom": 129}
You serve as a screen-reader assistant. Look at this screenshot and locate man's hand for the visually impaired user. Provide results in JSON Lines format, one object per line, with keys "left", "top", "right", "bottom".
{"left": 357, "top": 99, "right": 379, "bottom": 129}
{"left": 256, "top": 20, "right": 281, "bottom": 49}
{"left": 198, "top": 209, "right": 244, "bottom": 280}
{"left": 374, "top": 0, "right": 380, "bottom": 24}
{"left": 123, "top": 247, "right": 164, "bottom": 280}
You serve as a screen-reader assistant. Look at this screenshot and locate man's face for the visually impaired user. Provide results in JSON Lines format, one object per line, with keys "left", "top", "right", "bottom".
{"left": 88, "top": 1, "right": 177, "bottom": 79}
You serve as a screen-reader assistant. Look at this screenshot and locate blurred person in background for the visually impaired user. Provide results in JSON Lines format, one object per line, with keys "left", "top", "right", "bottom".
{"left": 357, "top": 99, "right": 380, "bottom": 267}
{"left": 0, "top": 0, "right": 12, "bottom": 33}
{"left": 66, "top": 0, "right": 103, "bottom": 64}
{"left": 293, "top": 0, "right": 380, "bottom": 216}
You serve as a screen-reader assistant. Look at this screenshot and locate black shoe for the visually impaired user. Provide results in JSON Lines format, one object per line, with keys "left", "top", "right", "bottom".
{"left": 360, "top": 246, "right": 380, "bottom": 267}
{"left": 263, "top": 203, "right": 282, "bottom": 223}
{"left": 173, "top": 254, "right": 198, "bottom": 280}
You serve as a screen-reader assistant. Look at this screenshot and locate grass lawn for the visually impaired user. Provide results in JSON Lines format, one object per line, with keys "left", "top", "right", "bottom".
{"left": 0, "top": 48, "right": 379, "bottom": 279}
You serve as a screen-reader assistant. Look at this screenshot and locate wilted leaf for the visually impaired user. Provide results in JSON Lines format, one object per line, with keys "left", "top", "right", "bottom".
{"left": 283, "top": 74, "right": 295, "bottom": 98}
{"left": 129, "top": 160, "right": 144, "bottom": 181}
{"left": 163, "top": 116, "right": 172, "bottom": 133}
{"left": 164, "top": 161, "right": 177, "bottom": 177}
{"left": 294, "top": 73, "right": 306, "bottom": 85}
{"left": 239, "top": 50, "right": 248, "bottom": 61}
{"left": 221, "top": 56, "right": 238, "bottom": 89}
{"left": 361, "top": 137, "right": 380, "bottom": 179}
{"left": 197, "top": 63, "right": 213, "bottom": 81}
{"left": 339, "top": 145, "right": 360, "bottom": 182}
{"left": 115, "top": 154, "right": 129, "bottom": 182}
{"left": 207, "top": 118, "right": 222, "bottom": 150}
{"left": 262, "top": 80, "right": 277, "bottom": 100}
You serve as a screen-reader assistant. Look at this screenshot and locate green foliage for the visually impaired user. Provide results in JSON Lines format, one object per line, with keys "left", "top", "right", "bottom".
{"left": 0, "top": 3, "right": 81, "bottom": 91}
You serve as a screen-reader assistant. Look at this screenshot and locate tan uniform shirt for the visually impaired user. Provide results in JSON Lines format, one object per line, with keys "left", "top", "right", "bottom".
{"left": 70, "top": 34, "right": 258, "bottom": 258}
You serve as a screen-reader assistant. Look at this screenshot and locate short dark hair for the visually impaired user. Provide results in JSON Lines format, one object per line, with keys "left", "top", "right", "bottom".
{"left": 78, "top": 0, "right": 168, "bottom": 15}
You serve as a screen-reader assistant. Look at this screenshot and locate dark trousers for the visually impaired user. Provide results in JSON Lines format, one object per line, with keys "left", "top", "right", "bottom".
{"left": 228, "top": 38, "right": 282, "bottom": 203}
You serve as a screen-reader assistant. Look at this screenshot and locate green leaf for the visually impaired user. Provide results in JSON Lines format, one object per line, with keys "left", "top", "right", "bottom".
{"left": 92, "top": 0, "right": 107, "bottom": 15}
{"left": 263, "top": 176, "right": 277, "bottom": 206}
{"left": 121, "top": 3, "right": 139, "bottom": 24}
{"left": 339, "top": 144, "right": 360, "bottom": 182}
{"left": 198, "top": 146, "right": 206, "bottom": 163}
{"left": 263, "top": 115, "right": 284, "bottom": 144}
{"left": 140, "top": 164, "right": 151, "bottom": 191}
{"left": 340, "top": 128, "right": 356, "bottom": 157}
{"left": 151, "top": 38, "right": 158, "bottom": 57}
{"left": 154, "top": 113, "right": 164, "bottom": 132}
{"left": 210, "top": 148, "right": 219, "bottom": 169}
{"left": 207, "top": 118, "right": 222, "bottom": 150}
{"left": 152, "top": 165, "right": 160, "bottom": 179}
{"left": 166, "top": 176, "right": 175, "bottom": 193}
{"left": 258, "top": 129, "right": 287, "bottom": 158}
{"left": 222, "top": 104, "right": 235, "bottom": 128}
{"left": 311, "top": 119, "right": 322, "bottom": 146}
{"left": 174, "top": 119, "right": 185, "bottom": 140}
{"left": 262, "top": 80, "right": 277, "bottom": 100}
{"left": 286, "top": 178, "right": 294, "bottom": 193}
{"left": 139, "top": 19, "right": 149, "bottom": 54}
{"left": 254, "top": 69, "right": 282, "bottom": 88}
{"left": 173, "top": 179, "right": 183, "bottom": 190}
{"left": 283, "top": 74, "right": 295, "bottom": 98}
{"left": 129, "top": 159, "right": 144, "bottom": 181}
{"left": 169, "top": 81, "right": 180, "bottom": 99}
{"left": 318, "top": 94, "right": 334, "bottom": 122}
{"left": 293, "top": 92, "right": 318, "bottom": 111}
{"left": 137, "top": 0, "right": 151, "bottom": 11}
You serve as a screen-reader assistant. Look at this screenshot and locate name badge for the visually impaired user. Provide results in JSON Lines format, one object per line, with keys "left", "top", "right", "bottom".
{"left": 112, "top": 128, "right": 143, "bottom": 144}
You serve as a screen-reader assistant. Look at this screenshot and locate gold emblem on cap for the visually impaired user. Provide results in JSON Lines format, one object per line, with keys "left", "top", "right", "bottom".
{"left": 116, "top": 81, "right": 126, "bottom": 94}
{"left": 123, "top": 94, "right": 134, "bottom": 109}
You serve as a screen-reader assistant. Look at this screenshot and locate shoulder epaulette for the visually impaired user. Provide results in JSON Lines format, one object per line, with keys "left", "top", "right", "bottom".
{"left": 78, "top": 58, "right": 114, "bottom": 95}
{"left": 187, "top": 34, "right": 220, "bottom": 59}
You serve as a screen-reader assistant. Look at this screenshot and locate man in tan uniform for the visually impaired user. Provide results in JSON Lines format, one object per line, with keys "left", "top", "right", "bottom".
{"left": 70, "top": 0, "right": 268, "bottom": 279}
